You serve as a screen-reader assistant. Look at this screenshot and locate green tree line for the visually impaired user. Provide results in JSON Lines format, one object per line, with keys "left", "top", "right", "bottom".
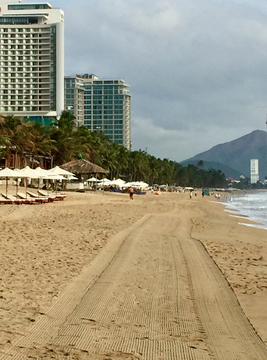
{"left": 0, "top": 113, "right": 227, "bottom": 188}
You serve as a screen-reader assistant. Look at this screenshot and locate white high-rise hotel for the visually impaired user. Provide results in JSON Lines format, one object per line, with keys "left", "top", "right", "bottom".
{"left": 0, "top": 0, "right": 64, "bottom": 119}
{"left": 250, "top": 159, "right": 259, "bottom": 184}
{"left": 1, "top": 1, "right": 132, "bottom": 149}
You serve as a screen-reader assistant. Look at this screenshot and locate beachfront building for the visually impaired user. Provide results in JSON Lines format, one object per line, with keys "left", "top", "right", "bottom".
{"left": 250, "top": 159, "right": 259, "bottom": 184}
{"left": 0, "top": 0, "right": 64, "bottom": 124}
{"left": 64, "top": 74, "right": 131, "bottom": 150}
{"left": 64, "top": 75, "right": 85, "bottom": 127}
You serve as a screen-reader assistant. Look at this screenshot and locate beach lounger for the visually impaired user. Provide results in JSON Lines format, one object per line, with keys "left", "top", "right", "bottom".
{"left": 38, "top": 189, "right": 66, "bottom": 201}
{"left": 16, "top": 192, "right": 38, "bottom": 204}
{"left": 0, "top": 195, "right": 13, "bottom": 204}
{"left": 26, "top": 190, "right": 49, "bottom": 203}
{"left": 37, "top": 189, "right": 57, "bottom": 201}
{"left": 54, "top": 193, "right": 66, "bottom": 201}
{"left": 1, "top": 193, "right": 24, "bottom": 205}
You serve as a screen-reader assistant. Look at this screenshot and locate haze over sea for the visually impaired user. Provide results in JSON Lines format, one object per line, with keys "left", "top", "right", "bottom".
{"left": 223, "top": 192, "right": 267, "bottom": 231}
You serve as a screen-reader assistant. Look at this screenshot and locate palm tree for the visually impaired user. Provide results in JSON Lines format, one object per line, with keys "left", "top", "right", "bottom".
{"left": 49, "top": 111, "right": 79, "bottom": 164}
{"left": 31, "top": 122, "right": 57, "bottom": 168}
{"left": 72, "top": 126, "right": 96, "bottom": 162}
{"left": 0, "top": 115, "right": 36, "bottom": 168}
{"left": 0, "top": 115, "right": 227, "bottom": 187}
{"left": 197, "top": 160, "right": 205, "bottom": 169}
{"left": 12, "top": 118, "right": 37, "bottom": 167}
{"left": 148, "top": 155, "right": 161, "bottom": 185}
{"left": 0, "top": 115, "right": 18, "bottom": 166}
{"left": 0, "top": 116, "right": 10, "bottom": 161}
{"left": 130, "top": 150, "right": 150, "bottom": 181}
{"left": 115, "top": 144, "right": 129, "bottom": 179}
{"left": 100, "top": 142, "right": 129, "bottom": 179}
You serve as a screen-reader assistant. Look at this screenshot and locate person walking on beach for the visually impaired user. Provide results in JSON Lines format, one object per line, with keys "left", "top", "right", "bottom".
{"left": 128, "top": 186, "right": 134, "bottom": 200}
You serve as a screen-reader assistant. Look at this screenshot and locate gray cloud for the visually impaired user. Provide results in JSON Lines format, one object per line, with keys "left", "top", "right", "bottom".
{"left": 55, "top": 0, "right": 267, "bottom": 161}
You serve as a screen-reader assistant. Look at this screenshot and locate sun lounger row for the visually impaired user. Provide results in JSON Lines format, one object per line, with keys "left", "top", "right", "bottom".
{"left": 18, "top": 192, "right": 48, "bottom": 204}
{"left": 1, "top": 191, "right": 66, "bottom": 204}
{"left": 1, "top": 193, "right": 35, "bottom": 204}
{"left": 0, "top": 195, "right": 14, "bottom": 204}
{"left": 37, "top": 189, "right": 66, "bottom": 201}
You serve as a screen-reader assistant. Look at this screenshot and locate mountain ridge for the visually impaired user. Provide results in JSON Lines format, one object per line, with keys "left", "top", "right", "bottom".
{"left": 180, "top": 130, "right": 267, "bottom": 180}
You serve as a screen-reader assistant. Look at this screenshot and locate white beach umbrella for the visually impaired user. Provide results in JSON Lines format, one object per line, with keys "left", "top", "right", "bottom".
{"left": 34, "top": 167, "right": 69, "bottom": 181}
{"left": 68, "top": 175, "right": 78, "bottom": 180}
{"left": 18, "top": 166, "right": 40, "bottom": 178}
{"left": 29, "top": 167, "right": 51, "bottom": 194}
{"left": 0, "top": 167, "right": 28, "bottom": 196}
{"left": 47, "top": 174, "right": 66, "bottom": 181}
{"left": 97, "top": 178, "right": 111, "bottom": 186}
{"left": 136, "top": 181, "right": 149, "bottom": 188}
{"left": 127, "top": 181, "right": 140, "bottom": 188}
{"left": 46, "top": 173, "right": 68, "bottom": 193}
{"left": 110, "top": 178, "right": 126, "bottom": 187}
{"left": 87, "top": 177, "right": 98, "bottom": 182}
{"left": 16, "top": 166, "right": 42, "bottom": 198}
{"left": 48, "top": 166, "right": 74, "bottom": 177}
{"left": 34, "top": 167, "right": 50, "bottom": 177}
{"left": 122, "top": 181, "right": 149, "bottom": 189}
{"left": 0, "top": 167, "right": 22, "bottom": 178}
{"left": 122, "top": 182, "right": 133, "bottom": 188}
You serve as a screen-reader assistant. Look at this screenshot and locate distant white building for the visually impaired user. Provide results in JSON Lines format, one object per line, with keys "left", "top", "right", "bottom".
{"left": 250, "top": 159, "right": 259, "bottom": 184}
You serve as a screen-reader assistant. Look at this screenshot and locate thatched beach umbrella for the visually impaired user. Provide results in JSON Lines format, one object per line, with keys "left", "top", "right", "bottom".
{"left": 60, "top": 159, "right": 109, "bottom": 177}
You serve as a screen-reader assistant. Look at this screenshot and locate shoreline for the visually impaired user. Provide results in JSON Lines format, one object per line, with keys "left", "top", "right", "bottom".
{"left": 192, "top": 196, "right": 267, "bottom": 343}
{"left": 219, "top": 190, "right": 267, "bottom": 230}
{"left": 0, "top": 188, "right": 267, "bottom": 352}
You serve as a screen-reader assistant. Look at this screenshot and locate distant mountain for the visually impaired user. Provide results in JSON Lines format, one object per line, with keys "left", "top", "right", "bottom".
{"left": 180, "top": 130, "right": 267, "bottom": 180}
{"left": 180, "top": 159, "right": 243, "bottom": 180}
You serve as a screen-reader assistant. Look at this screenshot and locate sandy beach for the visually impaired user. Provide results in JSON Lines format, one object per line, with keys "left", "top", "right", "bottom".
{"left": 0, "top": 187, "right": 267, "bottom": 358}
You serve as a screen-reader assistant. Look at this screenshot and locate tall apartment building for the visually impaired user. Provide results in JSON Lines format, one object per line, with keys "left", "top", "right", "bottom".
{"left": 64, "top": 75, "right": 85, "bottom": 127}
{"left": 65, "top": 74, "right": 131, "bottom": 150}
{"left": 250, "top": 159, "right": 259, "bottom": 184}
{"left": 0, "top": 0, "right": 64, "bottom": 122}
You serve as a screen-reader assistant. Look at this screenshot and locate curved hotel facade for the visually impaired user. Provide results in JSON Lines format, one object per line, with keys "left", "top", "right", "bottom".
{"left": 0, "top": 1, "right": 131, "bottom": 149}
{"left": 65, "top": 74, "right": 131, "bottom": 150}
{"left": 0, "top": 0, "right": 64, "bottom": 120}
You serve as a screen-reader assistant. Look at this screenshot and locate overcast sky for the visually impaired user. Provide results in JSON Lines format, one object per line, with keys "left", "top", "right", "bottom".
{"left": 53, "top": 0, "right": 267, "bottom": 162}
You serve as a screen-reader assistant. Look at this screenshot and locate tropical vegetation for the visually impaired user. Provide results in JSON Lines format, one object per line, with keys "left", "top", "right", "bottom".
{"left": 0, "top": 113, "right": 228, "bottom": 188}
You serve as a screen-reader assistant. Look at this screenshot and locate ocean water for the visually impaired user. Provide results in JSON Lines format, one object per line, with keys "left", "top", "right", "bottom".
{"left": 223, "top": 191, "right": 267, "bottom": 230}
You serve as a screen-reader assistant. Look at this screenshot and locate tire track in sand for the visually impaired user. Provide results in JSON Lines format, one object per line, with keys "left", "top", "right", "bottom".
{"left": 1, "top": 209, "right": 267, "bottom": 359}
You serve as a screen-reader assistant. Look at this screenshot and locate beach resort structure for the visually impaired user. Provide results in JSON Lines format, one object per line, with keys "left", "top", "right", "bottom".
{"left": 250, "top": 158, "right": 259, "bottom": 184}
{"left": 0, "top": 0, "right": 64, "bottom": 124}
{"left": 64, "top": 74, "right": 131, "bottom": 150}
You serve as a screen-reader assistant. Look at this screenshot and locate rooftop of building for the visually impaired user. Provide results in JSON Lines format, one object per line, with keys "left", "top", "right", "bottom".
{"left": 65, "top": 74, "right": 130, "bottom": 87}
{"left": 8, "top": 3, "right": 52, "bottom": 10}
{"left": 2, "top": 0, "right": 52, "bottom": 6}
